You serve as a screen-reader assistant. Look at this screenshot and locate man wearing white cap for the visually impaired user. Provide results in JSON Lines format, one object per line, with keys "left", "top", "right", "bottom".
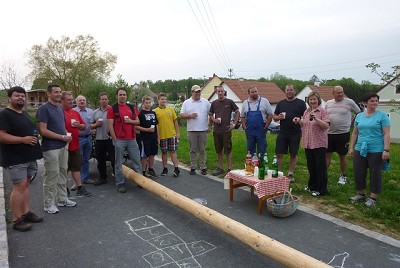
{"left": 180, "top": 85, "right": 211, "bottom": 175}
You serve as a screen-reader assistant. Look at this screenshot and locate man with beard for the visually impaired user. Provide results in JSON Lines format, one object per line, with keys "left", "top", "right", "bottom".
{"left": 240, "top": 86, "right": 273, "bottom": 157}
{"left": 0, "top": 86, "right": 43, "bottom": 231}
{"left": 273, "top": 84, "right": 307, "bottom": 182}
{"left": 107, "top": 87, "right": 142, "bottom": 193}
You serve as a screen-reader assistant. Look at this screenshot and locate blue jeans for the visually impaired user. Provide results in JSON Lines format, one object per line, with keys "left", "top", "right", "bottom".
{"left": 79, "top": 136, "right": 92, "bottom": 182}
{"left": 114, "top": 139, "right": 142, "bottom": 187}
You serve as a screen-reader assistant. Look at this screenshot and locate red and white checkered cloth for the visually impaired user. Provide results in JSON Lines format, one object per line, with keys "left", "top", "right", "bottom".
{"left": 225, "top": 170, "right": 290, "bottom": 198}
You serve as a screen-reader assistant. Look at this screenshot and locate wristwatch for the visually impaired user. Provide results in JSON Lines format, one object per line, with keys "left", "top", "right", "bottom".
{"left": 384, "top": 149, "right": 390, "bottom": 152}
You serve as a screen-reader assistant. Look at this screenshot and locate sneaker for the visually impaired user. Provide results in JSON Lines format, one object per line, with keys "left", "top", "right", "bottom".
{"left": 147, "top": 169, "right": 158, "bottom": 178}
{"left": 13, "top": 218, "right": 32, "bottom": 232}
{"left": 201, "top": 169, "right": 207, "bottom": 175}
{"left": 118, "top": 185, "right": 126, "bottom": 193}
{"left": 57, "top": 199, "right": 77, "bottom": 207}
{"left": 311, "top": 191, "right": 321, "bottom": 196}
{"left": 83, "top": 179, "right": 95, "bottom": 184}
{"left": 160, "top": 168, "right": 168, "bottom": 176}
{"left": 350, "top": 194, "right": 366, "bottom": 202}
{"left": 76, "top": 187, "right": 92, "bottom": 197}
{"left": 44, "top": 204, "right": 59, "bottom": 214}
{"left": 173, "top": 168, "right": 180, "bottom": 177}
{"left": 365, "top": 198, "right": 376, "bottom": 207}
{"left": 190, "top": 169, "right": 196, "bottom": 175}
{"left": 287, "top": 173, "right": 295, "bottom": 183}
{"left": 23, "top": 211, "right": 43, "bottom": 223}
{"left": 304, "top": 186, "right": 312, "bottom": 192}
{"left": 338, "top": 175, "right": 347, "bottom": 185}
{"left": 311, "top": 191, "right": 321, "bottom": 197}
{"left": 94, "top": 179, "right": 107, "bottom": 186}
{"left": 29, "top": 172, "right": 37, "bottom": 184}
{"left": 212, "top": 168, "right": 225, "bottom": 176}
{"left": 70, "top": 184, "right": 78, "bottom": 191}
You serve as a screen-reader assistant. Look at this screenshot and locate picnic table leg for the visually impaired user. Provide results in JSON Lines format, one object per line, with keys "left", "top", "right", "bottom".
{"left": 258, "top": 195, "right": 269, "bottom": 215}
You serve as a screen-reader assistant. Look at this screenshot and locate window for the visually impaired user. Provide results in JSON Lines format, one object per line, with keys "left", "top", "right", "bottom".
{"left": 396, "top": 84, "right": 400, "bottom": 94}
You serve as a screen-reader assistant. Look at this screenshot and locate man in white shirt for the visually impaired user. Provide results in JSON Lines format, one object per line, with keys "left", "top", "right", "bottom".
{"left": 180, "top": 85, "right": 211, "bottom": 175}
{"left": 325, "top": 86, "right": 361, "bottom": 185}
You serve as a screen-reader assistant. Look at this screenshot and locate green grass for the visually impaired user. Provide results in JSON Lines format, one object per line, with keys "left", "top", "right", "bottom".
{"left": 177, "top": 127, "right": 400, "bottom": 239}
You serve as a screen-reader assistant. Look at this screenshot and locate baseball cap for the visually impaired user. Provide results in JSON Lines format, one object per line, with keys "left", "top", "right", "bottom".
{"left": 191, "top": 85, "right": 201, "bottom": 92}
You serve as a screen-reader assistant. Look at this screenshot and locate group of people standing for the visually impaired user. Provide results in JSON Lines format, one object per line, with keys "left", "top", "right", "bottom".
{"left": 290, "top": 86, "right": 390, "bottom": 207}
{"left": 0, "top": 82, "right": 391, "bottom": 231}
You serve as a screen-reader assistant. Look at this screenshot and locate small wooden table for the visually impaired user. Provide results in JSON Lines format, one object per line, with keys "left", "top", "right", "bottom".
{"left": 225, "top": 170, "right": 290, "bottom": 215}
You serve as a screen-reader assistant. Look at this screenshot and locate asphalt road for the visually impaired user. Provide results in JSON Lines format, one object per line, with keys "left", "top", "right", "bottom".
{"left": 4, "top": 158, "right": 400, "bottom": 268}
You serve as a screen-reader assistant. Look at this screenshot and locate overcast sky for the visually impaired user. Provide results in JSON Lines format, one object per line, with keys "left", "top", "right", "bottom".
{"left": 2, "top": 0, "right": 400, "bottom": 86}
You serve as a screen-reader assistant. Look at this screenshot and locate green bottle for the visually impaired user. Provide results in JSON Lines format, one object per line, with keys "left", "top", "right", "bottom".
{"left": 263, "top": 154, "right": 269, "bottom": 171}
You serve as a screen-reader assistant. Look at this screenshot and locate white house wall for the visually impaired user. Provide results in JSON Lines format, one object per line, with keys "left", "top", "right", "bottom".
{"left": 295, "top": 86, "right": 326, "bottom": 108}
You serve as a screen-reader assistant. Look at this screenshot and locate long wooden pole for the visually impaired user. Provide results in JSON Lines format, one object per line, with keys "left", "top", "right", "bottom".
{"left": 122, "top": 166, "right": 330, "bottom": 268}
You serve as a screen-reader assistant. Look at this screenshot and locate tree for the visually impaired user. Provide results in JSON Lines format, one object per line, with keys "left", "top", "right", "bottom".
{"left": 366, "top": 63, "right": 400, "bottom": 114}
{"left": 27, "top": 35, "right": 117, "bottom": 96}
{"left": 0, "top": 60, "right": 28, "bottom": 90}
{"left": 81, "top": 78, "right": 116, "bottom": 108}
{"left": 366, "top": 63, "right": 400, "bottom": 85}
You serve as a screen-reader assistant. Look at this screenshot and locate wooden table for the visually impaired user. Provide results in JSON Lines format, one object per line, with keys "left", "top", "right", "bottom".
{"left": 225, "top": 170, "right": 290, "bottom": 215}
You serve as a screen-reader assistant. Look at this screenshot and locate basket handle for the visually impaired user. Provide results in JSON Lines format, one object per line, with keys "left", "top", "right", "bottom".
{"left": 282, "top": 190, "right": 294, "bottom": 202}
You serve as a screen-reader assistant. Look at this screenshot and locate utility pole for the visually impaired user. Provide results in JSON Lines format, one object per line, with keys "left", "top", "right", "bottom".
{"left": 228, "top": 68, "right": 233, "bottom": 79}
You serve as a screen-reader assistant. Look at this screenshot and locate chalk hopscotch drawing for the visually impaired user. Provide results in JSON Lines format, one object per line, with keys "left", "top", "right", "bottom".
{"left": 327, "top": 252, "right": 349, "bottom": 268}
{"left": 389, "top": 253, "right": 400, "bottom": 264}
{"left": 126, "top": 215, "right": 216, "bottom": 268}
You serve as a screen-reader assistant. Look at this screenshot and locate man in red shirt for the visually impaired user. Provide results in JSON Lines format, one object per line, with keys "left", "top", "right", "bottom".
{"left": 61, "top": 91, "right": 92, "bottom": 197}
{"left": 108, "top": 87, "right": 143, "bottom": 193}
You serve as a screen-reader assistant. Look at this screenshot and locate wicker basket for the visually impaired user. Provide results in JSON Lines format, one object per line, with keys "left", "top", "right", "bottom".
{"left": 266, "top": 190, "right": 300, "bottom": 218}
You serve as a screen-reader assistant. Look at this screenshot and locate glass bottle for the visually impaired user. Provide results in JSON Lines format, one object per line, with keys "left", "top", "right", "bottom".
{"left": 245, "top": 151, "right": 252, "bottom": 175}
{"left": 272, "top": 155, "right": 278, "bottom": 178}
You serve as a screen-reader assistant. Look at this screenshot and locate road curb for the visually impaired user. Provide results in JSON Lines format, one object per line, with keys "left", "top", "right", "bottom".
{"left": 0, "top": 167, "right": 10, "bottom": 267}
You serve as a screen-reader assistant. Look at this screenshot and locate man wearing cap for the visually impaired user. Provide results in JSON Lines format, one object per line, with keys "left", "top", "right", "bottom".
{"left": 240, "top": 86, "right": 273, "bottom": 156}
{"left": 180, "top": 85, "right": 211, "bottom": 175}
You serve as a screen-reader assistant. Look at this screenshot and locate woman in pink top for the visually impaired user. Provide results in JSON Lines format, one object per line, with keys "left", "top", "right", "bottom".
{"left": 293, "top": 91, "right": 330, "bottom": 196}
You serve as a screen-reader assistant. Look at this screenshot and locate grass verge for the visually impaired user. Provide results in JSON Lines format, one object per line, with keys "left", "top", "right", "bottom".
{"left": 176, "top": 127, "right": 400, "bottom": 240}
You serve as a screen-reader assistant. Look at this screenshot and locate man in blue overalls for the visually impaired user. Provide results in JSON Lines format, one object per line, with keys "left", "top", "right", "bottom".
{"left": 240, "top": 86, "right": 273, "bottom": 156}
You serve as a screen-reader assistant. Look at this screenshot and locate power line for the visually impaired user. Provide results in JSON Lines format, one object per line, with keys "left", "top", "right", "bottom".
{"left": 236, "top": 52, "right": 400, "bottom": 73}
{"left": 187, "top": 0, "right": 226, "bottom": 73}
{"left": 204, "top": 0, "right": 233, "bottom": 69}
{"left": 187, "top": 0, "right": 233, "bottom": 78}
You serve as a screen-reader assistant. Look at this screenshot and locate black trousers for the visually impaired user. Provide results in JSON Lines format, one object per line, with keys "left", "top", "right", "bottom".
{"left": 305, "top": 147, "right": 328, "bottom": 194}
{"left": 95, "top": 139, "right": 115, "bottom": 179}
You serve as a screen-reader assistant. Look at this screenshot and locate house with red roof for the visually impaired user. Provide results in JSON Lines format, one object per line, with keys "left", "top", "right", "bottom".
{"left": 207, "top": 79, "right": 286, "bottom": 112}
{"left": 296, "top": 84, "right": 338, "bottom": 107}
